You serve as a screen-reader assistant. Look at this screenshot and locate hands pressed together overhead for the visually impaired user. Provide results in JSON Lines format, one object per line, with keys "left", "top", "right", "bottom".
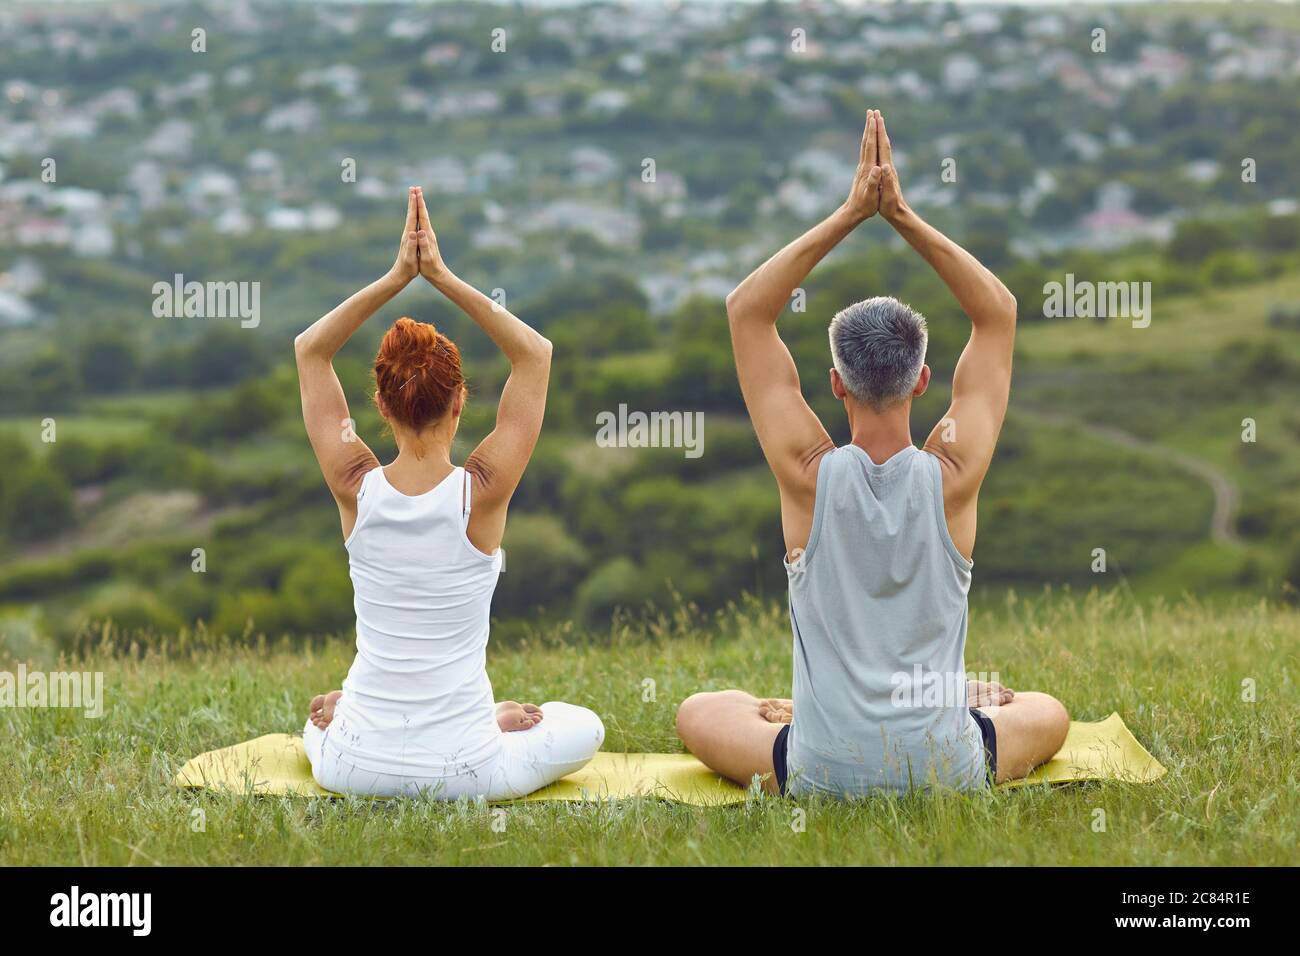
{"left": 390, "top": 185, "right": 450, "bottom": 286}
{"left": 845, "top": 109, "right": 907, "bottom": 225}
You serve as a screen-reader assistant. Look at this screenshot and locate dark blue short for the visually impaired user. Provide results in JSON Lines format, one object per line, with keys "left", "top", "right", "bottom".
{"left": 772, "top": 710, "right": 998, "bottom": 796}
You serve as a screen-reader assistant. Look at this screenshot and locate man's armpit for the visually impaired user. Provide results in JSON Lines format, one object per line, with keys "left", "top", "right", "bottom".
{"left": 785, "top": 438, "right": 835, "bottom": 494}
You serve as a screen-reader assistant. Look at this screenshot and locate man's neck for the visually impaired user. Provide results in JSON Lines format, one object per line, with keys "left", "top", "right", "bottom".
{"left": 847, "top": 402, "right": 914, "bottom": 466}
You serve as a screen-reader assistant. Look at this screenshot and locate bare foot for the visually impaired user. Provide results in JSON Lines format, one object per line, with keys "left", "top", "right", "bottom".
{"left": 758, "top": 698, "right": 793, "bottom": 724}
{"left": 309, "top": 690, "right": 343, "bottom": 729}
{"left": 496, "top": 700, "right": 543, "bottom": 732}
{"left": 967, "top": 680, "right": 1014, "bottom": 709}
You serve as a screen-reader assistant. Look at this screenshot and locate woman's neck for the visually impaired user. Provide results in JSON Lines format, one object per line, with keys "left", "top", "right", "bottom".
{"left": 384, "top": 434, "right": 455, "bottom": 495}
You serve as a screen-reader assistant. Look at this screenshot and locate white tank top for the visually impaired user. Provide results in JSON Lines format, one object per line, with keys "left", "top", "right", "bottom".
{"left": 327, "top": 465, "right": 505, "bottom": 775}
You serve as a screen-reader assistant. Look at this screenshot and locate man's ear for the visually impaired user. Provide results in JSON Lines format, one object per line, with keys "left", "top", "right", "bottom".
{"left": 830, "top": 367, "right": 848, "bottom": 400}
{"left": 912, "top": 364, "right": 931, "bottom": 399}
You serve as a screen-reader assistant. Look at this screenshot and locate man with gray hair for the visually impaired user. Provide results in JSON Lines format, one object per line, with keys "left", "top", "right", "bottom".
{"left": 676, "top": 111, "right": 1069, "bottom": 797}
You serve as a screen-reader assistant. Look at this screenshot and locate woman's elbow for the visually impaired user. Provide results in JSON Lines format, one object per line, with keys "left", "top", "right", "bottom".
{"left": 725, "top": 289, "right": 744, "bottom": 321}
{"left": 529, "top": 334, "right": 553, "bottom": 366}
{"left": 999, "top": 289, "right": 1018, "bottom": 324}
{"left": 294, "top": 328, "right": 328, "bottom": 362}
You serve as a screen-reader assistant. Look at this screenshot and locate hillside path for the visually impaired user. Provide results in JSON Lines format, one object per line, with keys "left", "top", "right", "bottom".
{"left": 1012, "top": 409, "right": 1242, "bottom": 547}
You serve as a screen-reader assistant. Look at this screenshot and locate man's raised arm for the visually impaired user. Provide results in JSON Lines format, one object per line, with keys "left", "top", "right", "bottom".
{"left": 727, "top": 111, "right": 883, "bottom": 499}
{"left": 876, "top": 114, "right": 1017, "bottom": 547}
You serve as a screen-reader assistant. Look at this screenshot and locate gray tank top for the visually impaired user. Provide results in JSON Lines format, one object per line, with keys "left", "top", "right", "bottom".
{"left": 784, "top": 444, "right": 985, "bottom": 795}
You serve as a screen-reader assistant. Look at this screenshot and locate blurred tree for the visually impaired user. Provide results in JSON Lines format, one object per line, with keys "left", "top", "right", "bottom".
{"left": 495, "top": 513, "right": 590, "bottom": 615}
{"left": 77, "top": 331, "right": 140, "bottom": 393}
{"left": 574, "top": 557, "right": 658, "bottom": 626}
{"left": 7, "top": 466, "right": 75, "bottom": 541}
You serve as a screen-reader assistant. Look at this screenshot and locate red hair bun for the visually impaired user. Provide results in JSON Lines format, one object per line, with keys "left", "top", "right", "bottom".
{"left": 373, "top": 317, "right": 464, "bottom": 430}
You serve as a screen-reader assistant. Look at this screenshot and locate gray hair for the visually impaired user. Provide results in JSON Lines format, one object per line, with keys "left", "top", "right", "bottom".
{"left": 828, "top": 296, "right": 928, "bottom": 409}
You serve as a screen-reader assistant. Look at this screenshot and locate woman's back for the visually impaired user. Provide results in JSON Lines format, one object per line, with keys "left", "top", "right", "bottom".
{"left": 330, "top": 465, "right": 505, "bottom": 775}
{"left": 297, "top": 187, "right": 601, "bottom": 799}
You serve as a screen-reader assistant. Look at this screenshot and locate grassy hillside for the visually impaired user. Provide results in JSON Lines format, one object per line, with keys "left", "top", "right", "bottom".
{"left": 2, "top": 592, "right": 1296, "bottom": 866}
{"left": 1008, "top": 273, "right": 1300, "bottom": 596}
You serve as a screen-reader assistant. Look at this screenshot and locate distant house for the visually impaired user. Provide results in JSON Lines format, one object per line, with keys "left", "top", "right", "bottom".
{"left": 0, "top": 290, "right": 36, "bottom": 326}
{"left": 776, "top": 178, "right": 822, "bottom": 220}
{"left": 1, "top": 257, "right": 44, "bottom": 296}
{"left": 141, "top": 118, "right": 196, "bottom": 158}
{"left": 528, "top": 93, "right": 563, "bottom": 118}
{"left": 298, "top": 64, "right": 362, "bottom": 99}
{"left": 265, "top": 206, "right": 340, "bottom": 232}
{"left": 1137, "top": 46, "right": 1189, "bottom": 88}
{"left": 1080, "top": 208, "right": 1171, "bottom": 250}
{"left": 245, "top": 149, "right": 284, "bottom": 191}
{"left": 471, "top": 226, "right": 522, "bottom": 252}
{"left": 156, "top": 73, "right": 213, "bottom": 107}
{"left": 265, "top": 208, "right": 307, "bottom": 232}
{"left": 16, "top": 217, "right": 72, "bottom": 247}
{"left": 262, "top": 99, "right": 320, "bottom": 134}
{"left": 629, "top": 170, "right": 687, "bottom": 203}
{"left": 1183, "top": 159, "right": 1220, "bottom": 185}
{"left": 214, "top": 208, "right": 253, "bottom": 236}
{"left": 125, "top": 160, "right": 168, "bottom": 209}
{"left": 423, "top": 44, "right": 461, "bottom": 66}
{"left": 429, "top": 90, "right": 502, "bottom": 120}
{"left": 474, "top": 151, "right": 518, "bottom": 187}
{"left": 418, "top": 157, "right": 469, "bottom": 195}
{"left": 585, "top": 89, "right": 630, "bottom": 115}
{"left": 522, "top": 200, "right": 640, "bottom": 248}
{"left": 79, "top": 221, "right": 115, "bottom": 257}
{"left": 83, "top": 87, "right": 142, "bottom": 122}
{"left": 1064, "top": 131, "right": 1104, "bottom": 162}
{"left": 47, "top": 187, "right": 106, "bottom": 216}
{"left": 943, "top": 54, "right": 982, "bottom": 92}
{"left": 571, "top": 146, "right": 620, "bottom": 187}
{"left": 387, "top": 18, "right": 430, "bottom": 41}
{"left": 773, "top": 85, "right": 829, "bottom": 120}
{"left": 185, "top": 169, "right": 240, "bottom": 203}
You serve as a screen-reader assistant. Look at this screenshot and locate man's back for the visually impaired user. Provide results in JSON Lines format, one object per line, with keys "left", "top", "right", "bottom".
{"left": 674, "top": 111, "right": 1067, "bottom": 798}
{"left": 785, "top": 444, "right": 985, "bottom": 795}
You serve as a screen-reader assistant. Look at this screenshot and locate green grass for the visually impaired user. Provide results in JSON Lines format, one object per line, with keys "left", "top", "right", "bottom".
{"left": 1014, "top": 273, "right": 1300, "bottom": 364}
{"left": 1, "top": 592, "right": 1296, "bottom": 866}
{"left": 0, "top": 414, "right": 153, "bottom": 453}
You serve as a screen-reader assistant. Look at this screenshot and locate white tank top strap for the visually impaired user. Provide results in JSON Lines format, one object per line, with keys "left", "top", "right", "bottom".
{"left": 357, "top": 464, "right": 381, "bottom": 500}
{"left": 461, "top": 466, "right": 472, "bottom": 520}
{"left": 344, "top": 466, "right": 384, "bottom": 550}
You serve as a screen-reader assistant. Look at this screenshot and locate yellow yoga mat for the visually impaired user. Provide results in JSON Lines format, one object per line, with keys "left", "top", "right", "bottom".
{"left": 173, "top": 712, "right": 1165, "bottom": 803}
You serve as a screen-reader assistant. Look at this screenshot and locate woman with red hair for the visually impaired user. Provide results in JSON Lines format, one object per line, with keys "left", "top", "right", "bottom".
{"left": 293, "top": 187, "right": 604, "bottom": 799}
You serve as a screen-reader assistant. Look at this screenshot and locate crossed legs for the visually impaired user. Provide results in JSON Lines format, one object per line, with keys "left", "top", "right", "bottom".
{"left": 675, "top": 690, "right": 787, "bottom": 794}
{"left": 676, "top": 682, "right": 1069, "bottom": 791}
{"left": 977, "top": 690, "right": 1070, "bottom": 783}
{"left": 309, "top": 689, "right": 544, "bottom": 733}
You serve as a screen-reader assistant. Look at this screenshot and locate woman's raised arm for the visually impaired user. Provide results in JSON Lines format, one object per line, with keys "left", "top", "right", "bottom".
{"left": 293, "top": 188, "right": 423, "bottom": 529}
{"left": 414, "top": 189, "right": 551, "bottom": 544}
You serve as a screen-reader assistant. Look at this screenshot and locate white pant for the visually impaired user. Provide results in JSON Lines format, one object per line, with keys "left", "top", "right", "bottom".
{"left": 303, "top": 701, "right": 604, "bottom": 800}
